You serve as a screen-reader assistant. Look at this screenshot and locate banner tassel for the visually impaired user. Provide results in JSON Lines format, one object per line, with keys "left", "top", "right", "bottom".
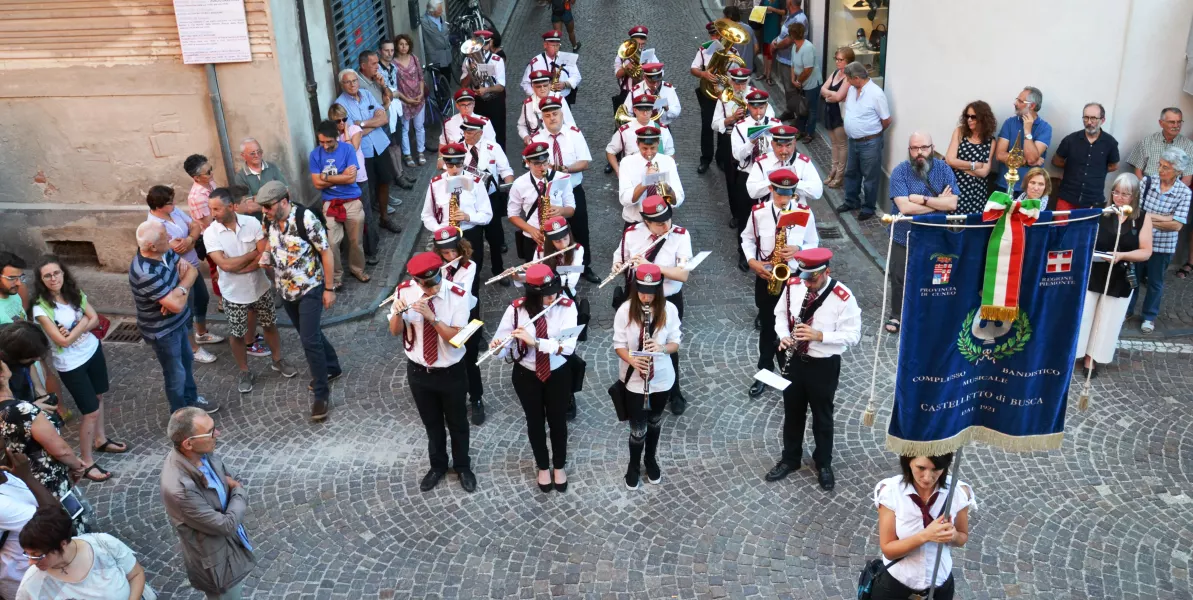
{"left": 862, "top": 407, "right": 876, "bottom": 428}
{"left": 1076, "top": 205, "right": 1124, "bottom": 413}
{"left": 863, "top": 224, "right": 899, "bottom": 428}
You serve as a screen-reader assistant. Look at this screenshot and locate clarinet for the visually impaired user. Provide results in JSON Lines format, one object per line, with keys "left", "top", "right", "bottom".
{"left": 641, "top": 304, "right": 653, "bottom": 397}
{"left": 780, "top": 317, "right": 800, "bottom": 378}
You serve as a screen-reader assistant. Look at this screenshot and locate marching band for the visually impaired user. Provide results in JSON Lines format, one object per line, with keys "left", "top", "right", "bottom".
{"left": 386, "top": 21, "right": 860, "bottom": 496}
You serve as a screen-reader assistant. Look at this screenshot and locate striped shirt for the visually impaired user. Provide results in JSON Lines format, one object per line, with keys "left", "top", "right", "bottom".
{"left": 128, "top": 250, "right": 191, "bottom": 340}
{"left": 1140, "top": 176, "right": 1192, "bottom": 254}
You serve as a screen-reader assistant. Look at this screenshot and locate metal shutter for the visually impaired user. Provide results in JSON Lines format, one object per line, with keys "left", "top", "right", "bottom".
{"left": 329, "top": 0, "right": 390, "bottom": 70}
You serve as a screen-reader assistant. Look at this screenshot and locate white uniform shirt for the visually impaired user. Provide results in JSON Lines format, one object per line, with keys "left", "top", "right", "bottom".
{"left": 507, "top": 171, "right": 577, "bottom": 239}
{"left": 613, "top": 53, "right": 662, "bottom": 92}
{"left": 442, "top": 259, "right": 477, "bottom": 297}
{"left": 440, "top": 112, "right": 497, "bottom": 146}
{"left": 530, "top": 125, "right": 592, "bottom": 188}
{"left": 606, "top": 122, "right": 675, "bottom": 157}
{"left": 731, "top": 115, "right": 777, "bottom": 171}
{"left": 613, "top": 224, "right": 693, "bottom": 297}
{"left": 712, "top": 86, "right": 774, "bottom": 134}
{"left": 520, "top": 52, "right": 581, "bottom": 98}
{"left": 517, "top": 96, "right": 577, "bottom": 140}
{"left": 493, "top": 297, "right": 579, "bottom": 372}
{"left": 462, "top": 140, "right": 513, "bottom": 195}
{"left": 421, "top": 172, "right": 493, "bottom": 232}
{"left": 773, "top": 277, "right": 861, "bottom": 358}
{"left": 393, "top": 279, "right": 472, "bottom": 367}
{"left": 745, "top": 151, "right": 823, "bottom": 204}
{"left": 621, "top": 81, "right": 682, "bottom": 125}
{"left": 201, "top": 214, "right": 271, "bottom": 305}
{"left": 741, "top": 199, "right": 818, "bottom": 264}
{"left": 690, "top": 44, "right": 717, "bottom": 71}
{"left": 613, "top": 301, "right": 682, "bottom": 394}
{"left": 617, "top": 152, "right": 685, "bottom": 222}
{"left": 875, "top": 476, "right": 977, "bottom": 590}
{"left": 532, "top": 244, "right": 585, "bottom": 296}
{"left": 461, "top": 51, "right": 506, "bottom": 86}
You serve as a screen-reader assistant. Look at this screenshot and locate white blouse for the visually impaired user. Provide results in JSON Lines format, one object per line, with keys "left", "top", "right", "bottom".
{"left": 874, "top": 475, "right": 976, "bottom": 590}
{"left": 532, "top": 245, "right": 585, "bottom": 296}
{"left": 612, "top": 301, "right": 682, "bottom": 394}
{"left": 492, "top": 300, "right": 578, "bottom": 373}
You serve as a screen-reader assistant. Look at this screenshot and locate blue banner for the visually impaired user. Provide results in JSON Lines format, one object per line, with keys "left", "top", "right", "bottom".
{"left": 887, "top": 210, "right": 1100, "bottom": 454}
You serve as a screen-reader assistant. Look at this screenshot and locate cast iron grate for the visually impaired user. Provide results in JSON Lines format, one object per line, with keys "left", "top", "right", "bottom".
{"left": 103, "top": 322, "right": 143, "bottom": 345}
{"left": 817, "top": 224, "right": 843, "bottom": 239}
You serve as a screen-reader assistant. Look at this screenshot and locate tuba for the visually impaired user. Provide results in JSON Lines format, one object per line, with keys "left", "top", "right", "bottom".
{"left": 448, "top": 189, "right": 461, "bottom": 228}
{"left": 461, "top": 36, "right": 495, "bottom": 95}
{"left": 767, "top": 217, "right": 791, "bottom": 295}
{"left": 617, "top": 39, "right": 643, "bottom": 81}
{"left": 700, "top": 19, "right": 750, "bottom": 100}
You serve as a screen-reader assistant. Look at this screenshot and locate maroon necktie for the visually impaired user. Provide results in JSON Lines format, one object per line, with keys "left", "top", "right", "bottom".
{"left": 422, "top": 299, "right": 438, "bottom": 365}
{"left": 908, "top": 492, "right": 941, "bottom": 528}
{"left": 534, "top": 317, "right": 550, "bottom": 382}
{"left": 795, "top": 287, "right": 817, "bottom": 356}
{"left": 550, "top": 133, "right": 564, "bottom": 167}
{"left": 469, "top": 146, "right": 479, "bottom": 169}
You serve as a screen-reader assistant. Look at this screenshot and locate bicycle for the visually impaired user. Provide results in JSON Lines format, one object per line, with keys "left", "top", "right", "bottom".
{"left": 448, "top": 0, "right": 496, "bottom": 47}
{"left": 423, "top": 63, "right": 455, "bottom": 128}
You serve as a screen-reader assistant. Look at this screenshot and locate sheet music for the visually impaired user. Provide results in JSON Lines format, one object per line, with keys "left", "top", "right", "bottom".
{"left": 642, "top": 171, "right": 667, "bottom": 186}
{"left": 555, "top": 265, "right": 584, "bottom": 274}
{"left": 754, "top": 369, "right": 792, "bottom": 391}
{"left": 558, "top": 325, "right": 586, "bottom": 339}
{"left": 476, "top": 64, "right": 497, "bottom": 77}
{"left": 557, "top": 51, "right": 579, "bottom": 67}
{"left": 631, "top": 350, "right": 668, "bottom": 358}
{"left": 640, "top": 48, "right": 657, "bottom": 63}
{"left": 1092, "top": 251, "right": 1114, "bottom": 263}
{"left": 684, "top": 251, "right": 712, "bottom": 271}
{"left": 448, "top": 175, "right": 473, "bottom": 192}
{"left": 449, "top": 319, "right": 484, "bottom": 348}
{"left": 653, "top": 96, "right": 667, "bottom": 110}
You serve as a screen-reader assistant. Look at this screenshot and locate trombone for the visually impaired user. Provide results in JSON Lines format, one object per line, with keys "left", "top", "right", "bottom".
{"left": 477, "top": 296, "right": 566, "bottom": 365}
{"left": 485, "top": 243, "right": 577, "bottom": 285}
{"left": 598, "top": 227, "right": 674, "bottom": 288}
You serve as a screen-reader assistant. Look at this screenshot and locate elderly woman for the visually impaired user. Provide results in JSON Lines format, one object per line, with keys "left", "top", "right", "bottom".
{"left": 945, "top": 101, "right": 998, "bottom": 214}
{"left": 1129, "top": 147, "right": 1192, "bottom": 333}
{"left": 1077, "top": 174, "right": 1153, "bottom": 377}
{"left": 16, "top": 505, "right": 154, "bottom": 599}
{"left": 1016, "top": 166, "right": 1051, "bottom": 210}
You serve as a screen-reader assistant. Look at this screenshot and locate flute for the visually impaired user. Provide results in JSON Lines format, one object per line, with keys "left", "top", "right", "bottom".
{"left": 485, "top": 243, "right": 578, "bottom": 285}
{"left": 598, "top": 227, "right": 675, "bottom": 289}
{"left": 477, "top": 296, "right": 565, "bottom": 365}
{"left": 379, "top": 258, "right": 461, "bottom": 308}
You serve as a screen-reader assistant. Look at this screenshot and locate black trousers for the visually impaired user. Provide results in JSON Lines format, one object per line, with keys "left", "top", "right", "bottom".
{"left": 512, "top": 363, "right": 571, "bottom": 469}
{"left": 871, "top": 573, "right": 955, "bottom": 600}
{"left": 696, "top": 90, "right": 716, "bottom": 164}
{"left": 716, "top": 132, "right": 732, "bottom": 172}
{"left": 474, "top": 92, "right": 507, "bottom": 152}
{"left": 665, "top": 289, "right": 684, "bottom": 400}
{"left": 483, "top": 190, "right": 507, "bottom": 275}
{"left": 408, "top": 361, "right": 470, "bottom": 470}
{"left": 888, "top": 242, "right": 908, "bottom": 321}
{"left": 515, "top": 231, "right": 536, "bottom": 261}
{"left": 462, "top": 226, "right": 485, "bottom": 401}
{"left": 611, "top": 88, "right": 629, "bottom": 109}
{"left": 566, "top": 88, "right": 578, "bottom": 106}
{"left": 462, "top": 226, "right": 485, "bottom": 310}
{"left": 626, "top": 388, "right": 668, "bottom": 470}
{"left": 778, "top": 353, "right": 840, "bottom": 467}
{"left": 731, "top": 169, "right": 752, "bottom": 232}
{"left": 754, "top": 276, "right": 780, "bottom": 370}
{"left": 571, "top": 184, "right": 593, "bottom": 266}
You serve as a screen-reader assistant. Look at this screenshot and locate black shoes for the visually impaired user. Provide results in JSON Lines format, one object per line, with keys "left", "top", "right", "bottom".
{"left": 749, "top": 380, "right": 767, "bottom": 398}
{"left": 604, "top": 163, "right": 614, "bottom": 174}
{"left": 538, "top": 470, "right": 553, "bottom": 493}
{"left": 420, "top": 468, "right": 446, "bottom": 492}
{"left": 458, "top": 468, "right": 477, "bottom": 492}
{"left": 818, "top": 466, "right": 835, "bottom": 491}
{"left": 644, "top": 459, "right": 661, "bottom": 484}
{"left": 857, "top": 212, "right": 876, "bottom": 222}
{"left": 624, "top": 468, "right": 641, "bottom": 490}
{"left": 753, "top": 314, "right": 761, "bottom": 331}
{"left": 381, "top": 220, "right": 402, "bottom": 233}
{"left": 310, "top": 397, "right": 329, "bottom": 421}
{"left": 307, "top": 371, "right": 342, "bottom": 392}
{"left": 670, "top": 392, "right": 687, "bottom": 416}
{"left": 554, "top": 471, "right": 568, "bottom": 493}
{"left": 366, "top": 255, "right": 380, "bottom": 266}
{"left": 728, "top": 217, "right": 738, "bottom": 229}
{"left": 566, "top": 396, "right": 578, "bottom": 421}
{"left": 835, "top": 203, "right": 860, "bottom": 214}
{"left": 497, "top": 277, "right": 512, "bottom": 287}
{"left": 470, "top": 398, "right": 486, "bottom": 425}
{"left": 765, "top": 461, "right": 796, "bottom": 482}
{"left": 737, "top": 257, "right": 750, "bottom": 272}
{"left": 697, "top": 160, "right": 711, "bottom": 174}
{"left": 501, "top": 244, "right": 509, "bottom": 254}
{"left": 582, "top": 268, "right": 601, "bottom": 284}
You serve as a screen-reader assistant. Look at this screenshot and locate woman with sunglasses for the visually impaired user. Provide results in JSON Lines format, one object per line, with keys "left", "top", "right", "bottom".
{"left": 30, "top": 258, "right": 127, "bottom": 483}
{"left": 15, "top": 504, "right": 154, "bottom": 599}
{"left": 613, "top": 264, "right": 681, "bottom": 490}
{"left": 490, "top": 264, "right": 577, "bottom": 492}
{"left": 944, "top": 100, "right": 997, "bottom": 214}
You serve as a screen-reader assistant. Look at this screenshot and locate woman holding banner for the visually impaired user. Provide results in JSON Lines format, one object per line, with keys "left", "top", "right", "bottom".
{"left": 1076, "top": 173, "right": 1153, "bottom": 378}
{"left": 872, "top": 454, "right": 975, "bottom": 600}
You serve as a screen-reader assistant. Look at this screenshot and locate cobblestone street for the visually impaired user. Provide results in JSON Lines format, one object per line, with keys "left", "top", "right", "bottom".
{"left": 58, "top": 0, "right": 1193, "bottom": 598}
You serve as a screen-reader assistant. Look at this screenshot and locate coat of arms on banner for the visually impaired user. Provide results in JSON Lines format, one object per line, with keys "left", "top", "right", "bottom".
{"left": 931, "top": 253, "right": 956, "bottom": 285}
{"left": 1046, "top": 250, "right": 1073, "bottom": 273}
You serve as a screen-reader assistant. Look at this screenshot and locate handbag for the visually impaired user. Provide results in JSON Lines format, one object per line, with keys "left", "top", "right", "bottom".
{"left": 607, "top": 369, "right": 633, "bottom": 422}
{"left": 787, "top": 79, "right": 809, "bottom": 119}
{"left": 567, "top": 354, "right": 586, "bottom": 393}
{"left": 867, "top": 23, "right": 887, "bottom": 51}
{"left": 857, "top": 556, "right": 903, "bottom": 599}
{"left": 90, "top": 314, "right": 111, "bottom": 340}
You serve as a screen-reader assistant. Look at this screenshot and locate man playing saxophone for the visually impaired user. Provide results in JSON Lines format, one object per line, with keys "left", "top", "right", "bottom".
{"left": 730, "top": 90, "right": 779, "bottom": 271}
{"left": 518, "top": 70, "right": 577, "bottom": 145}
{"left": 530, "top": 96, "right": 598, "bottom": 283}
{"left": 740, "top": 169, "right": 818, "bottom": 399}
{"left": 617, "top": 126, "right": 685, "bottom": 225}
{"left": 422, "top": 144, "right": 493, "bottom": 289}
{"left": 507, "top": 142, "right": 577, "bottom": 260}
{"left": 607, "top": 94, "right": 675, "bottom": 177}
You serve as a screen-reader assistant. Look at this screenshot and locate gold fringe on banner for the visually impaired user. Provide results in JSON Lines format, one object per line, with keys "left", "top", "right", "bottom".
{"left": 886, "top": 426, "right": 1064, "bottom": 456}
{"left": 979, "top": 305, "right": 1018, "bottom": 322}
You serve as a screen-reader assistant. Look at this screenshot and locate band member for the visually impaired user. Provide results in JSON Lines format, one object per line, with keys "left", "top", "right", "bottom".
{"left": 430, "top": 225, "right": 489, "bottom": 426}
{"left": 387, "top": 252, "right": 477, "bottom": 493}
{"left": 730, "top": 89, "right": 778, "bottom": 271}
{"left": 491, "top": 264, "right": 578, "bottom": 492}
{"left": 745, "top": 125, "right": 822, "bottom": 205}
{"left": 691, "top": 21, "right": 735, "bottom": 174}
{"left": 607, "top": 94, "right": 675, "bottom": 177}
{"left": 622, "top": 63, "right": 681, "bottom": 126}
{"left": 768, "top": 248, "right": 860, "bottom": 491}
{"left": 460, "top": 30, "right": 507, "bottom": 149}
{"left": 613, "top": 196, "right": 693, "bottom": 415}
{"left": 533, "top": 217, "right": 585, "bottom": 296}
{"left": 614, "top": 264, "right": 682, "bottom": 490}
{"left": 618, "top": 126, "right": 685, "bottom": 225}
{"left": 422, "top": 143, "right": 492, "bottom": 304}
{"left": 742, "top": 168, "right": 818, "bottom": 398}
{"left": 613, "top": 25, "right": 651, "bottom": 109}
{"left": 508, "top": 142, "right": 576, "bottom": 260}
{"left": 440, "top": 88, "right": 497, "bottom": 146}
{"left": 518, "top": 70, "right": 577, "bottom": 145}
{"left": 458, "top": 116, "right": 514, "bottom": 285}
{"left": 530, "top": 96, "right": 598, "bottom": 283}
{"left": 521, "top": 30, "right": 581, "bottom": 105}
{"left": 714, "top": 68, "right": 773, "bottom": 174}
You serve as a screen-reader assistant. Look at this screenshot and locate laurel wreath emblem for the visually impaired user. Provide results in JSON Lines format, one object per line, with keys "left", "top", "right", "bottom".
{"left": 957, "top": 309, "right": 1032, "bottom": 364}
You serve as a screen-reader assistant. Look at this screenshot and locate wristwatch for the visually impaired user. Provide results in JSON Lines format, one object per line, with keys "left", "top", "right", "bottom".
{"left": 178, "top": 288, "right": 188, "bottom": 296}
{"left": 1025, "top": 133, "right": 1034, "bottom": 141}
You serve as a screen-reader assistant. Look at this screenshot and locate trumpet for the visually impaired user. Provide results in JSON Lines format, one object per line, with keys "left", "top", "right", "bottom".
{"left": 647, "top": 161, "right": 676, "bottom": 206}
{"left": 599, "top": 227, "right": 674, "bottom": 288}
{"left": 478, "top": 296, "right": 566, "bottom": 365}
{"left": 485, "top": 243, "right": 577, "bottom": 285}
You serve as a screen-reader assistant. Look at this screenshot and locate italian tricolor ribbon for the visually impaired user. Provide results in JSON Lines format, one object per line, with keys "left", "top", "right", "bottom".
{"left": 980, "top": 192, "right": 1041, "bottom": 321}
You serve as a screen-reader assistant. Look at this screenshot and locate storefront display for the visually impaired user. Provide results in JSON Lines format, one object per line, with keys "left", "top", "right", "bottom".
{"left": 822, "top": 0, "right": 889, "bottom": 87}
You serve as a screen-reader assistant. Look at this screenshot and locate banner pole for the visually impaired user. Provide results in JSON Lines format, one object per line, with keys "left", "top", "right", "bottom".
{"left": 926, "top": 445, "right": 964, "bottom": 600}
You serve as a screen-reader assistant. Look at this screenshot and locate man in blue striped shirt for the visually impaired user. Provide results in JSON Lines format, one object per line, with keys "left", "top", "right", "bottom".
{"left": 129, "top": 221, "right": 219, "bottom": 414}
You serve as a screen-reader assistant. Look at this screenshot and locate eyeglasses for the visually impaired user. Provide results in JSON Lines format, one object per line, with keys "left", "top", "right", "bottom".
{"left": 1163, "top": 120, "right": 1184, "bottom": 126}
{"left": 22, "top": 551, "right": 48, "bottom": 562}
{"left": 41, "top": 271, "right": 63, "bottom": 280}
{"left": 185, "top": 429, "right": 218, "bottom": 442}
{"left": 244, "top": 150, "right": 263, "bottom": 156}
{"left": 1082, "top": 116, "right": 1102, "bottom": 122}
{"left": 1111, "top": 190, "right": 1132, "bottom": 198}
{"left": 964, "top": 114, "right": 978, "bottom": 121}
{"left": 908, "top": 145, "right": 934, "bottom": 153}
{"left": 342, "top": 78, "right": 359, "bottom": 84}
{"left": 0, "top": 274, "right": 26, "bottom": 284}
{"left": 834, "top": 56, "right": 846, "bottom": 61}
{"left": 200, "top": 167, "right": 214, "bottom": 176}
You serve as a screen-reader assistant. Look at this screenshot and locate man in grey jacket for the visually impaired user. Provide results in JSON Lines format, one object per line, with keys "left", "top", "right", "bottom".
{"left": 161, "top": 407, "right": 255, "bottom": 599}
{"left": 421, "top": 0, "right": 453, "bottom": 84}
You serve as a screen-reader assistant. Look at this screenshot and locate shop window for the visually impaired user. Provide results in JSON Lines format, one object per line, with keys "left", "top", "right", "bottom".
{"left": 825, "top": 0, "right": 888, "bottom": 87}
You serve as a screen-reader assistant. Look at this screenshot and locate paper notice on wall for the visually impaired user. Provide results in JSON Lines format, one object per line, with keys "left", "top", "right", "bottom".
{"left": 173, "top": 0, "right": 252, "bottom": 64}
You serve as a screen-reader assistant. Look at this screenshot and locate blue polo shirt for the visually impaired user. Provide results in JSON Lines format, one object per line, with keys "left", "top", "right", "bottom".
{"left": 996, "top": 115, "right": 1053, "bottom": 191}
{"left": 309, "top": 142, "right": 363, "bottom": 201}
{"left": 334, "top": 89, "right": 390, "bottom": 158}
{"left": 888, "top": 158, "right": 959, "bottom": 246}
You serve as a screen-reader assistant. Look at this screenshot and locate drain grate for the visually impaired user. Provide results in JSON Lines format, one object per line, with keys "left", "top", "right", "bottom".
{"left": 817, "top": 224, "right": 844, "bottom": 239}
{"left": 103, "top": 321, "right": 143, "bottom": 344}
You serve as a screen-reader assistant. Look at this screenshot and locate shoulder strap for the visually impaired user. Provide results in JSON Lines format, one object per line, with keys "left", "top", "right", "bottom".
{"left": 799, "top": 281, "right": 838, "bottom": 322}
{"left": 293, "top": 204, "right": 312, "bottom": 246}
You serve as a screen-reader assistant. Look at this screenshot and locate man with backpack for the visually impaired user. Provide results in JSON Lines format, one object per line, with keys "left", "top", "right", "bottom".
{"left": 256, "top": 181, "right": 342, "bottom": 421}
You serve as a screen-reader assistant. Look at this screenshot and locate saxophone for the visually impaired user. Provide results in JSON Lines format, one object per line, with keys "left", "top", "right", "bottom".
{"left": 767, "top": 221, "right": 791, "bottom": 295}
{"left": 448, "top": 189, "right": 461, "bottom": 228}
{"left": 538, "top": 176, "right": 551, "bottom": 230}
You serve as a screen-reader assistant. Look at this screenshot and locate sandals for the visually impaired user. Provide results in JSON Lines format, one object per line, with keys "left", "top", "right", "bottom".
{"left": 351, "top": 272, "right": 371, "bottom": 284}
{"left": 95, "top": 439, "right": 129, "bottom": 454}
{"left": 404, "top": 155, "right": 416, "bottom": 167}
{"left": 884, "top": 318, "right": 901, "bottom": 334}
{"left": 1176, "top": 262, "right": 1193, "bottom": 279}
{"left": 82, "top": 463, "right": 113, "bottom": 482}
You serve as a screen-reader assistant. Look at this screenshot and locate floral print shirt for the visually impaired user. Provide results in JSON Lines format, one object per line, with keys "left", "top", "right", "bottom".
{"left": 267, "top": 206, "right": 330, "bottom": 301}
{"left": 0, "top": 400, "right": 89, "bottom": 532}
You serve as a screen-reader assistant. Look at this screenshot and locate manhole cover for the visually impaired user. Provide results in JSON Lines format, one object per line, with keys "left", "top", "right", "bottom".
{"left": 818, "top": 224, "right": 843, "bottom": 239}
{"left": 102, "top": 321, "right": 143, "bottom": 344}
